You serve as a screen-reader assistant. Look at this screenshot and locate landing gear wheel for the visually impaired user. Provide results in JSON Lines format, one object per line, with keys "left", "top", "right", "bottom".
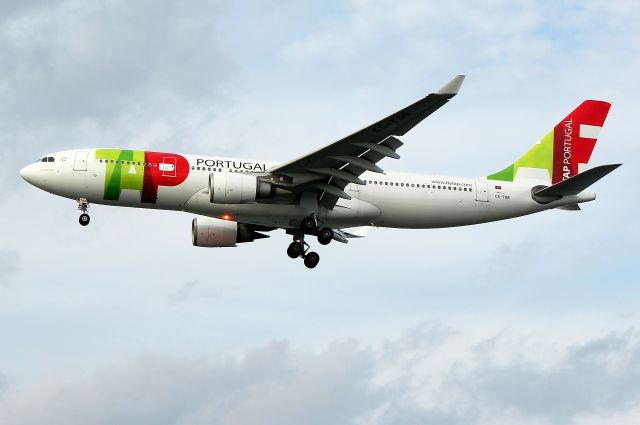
{"left": 79, "top": 213, "right": 90, "bottom": 226}
{"left": 317, "top": 227, "right": 333, "bottom": 245}
{"left": 287, "top": 241, "right": 304, "bottom": 258}
{"left": 303, "top": 251, "right": 320, "bottom": 269}
{"left": 300, "top": 216, "right": 317, "bottom": 235}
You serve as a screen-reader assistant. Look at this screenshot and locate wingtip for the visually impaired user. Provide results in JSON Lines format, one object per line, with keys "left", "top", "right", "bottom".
{"left": 435, "top": 74, "right": 466, "bottom": 95}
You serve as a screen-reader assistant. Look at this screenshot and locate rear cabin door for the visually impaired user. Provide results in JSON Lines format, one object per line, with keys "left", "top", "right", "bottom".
{"left": 475, "top": 180, "right": 489, "bottom": 202}
{"left": 73, "top": 151, "right": 89, "bottom": 171}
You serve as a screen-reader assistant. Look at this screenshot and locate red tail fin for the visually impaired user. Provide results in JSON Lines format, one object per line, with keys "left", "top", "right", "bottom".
{"left": 552, "top": 100, "right": 611, "bottom": 184}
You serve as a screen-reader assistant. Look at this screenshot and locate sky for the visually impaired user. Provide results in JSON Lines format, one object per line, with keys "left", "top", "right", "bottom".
{"left": 1, "top": 0, "right": 640, "bottom": 424}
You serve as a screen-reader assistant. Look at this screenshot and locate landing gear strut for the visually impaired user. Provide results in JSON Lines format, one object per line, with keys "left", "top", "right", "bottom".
{"left": 77, "top": 198, "right": 90, "bottom": 226}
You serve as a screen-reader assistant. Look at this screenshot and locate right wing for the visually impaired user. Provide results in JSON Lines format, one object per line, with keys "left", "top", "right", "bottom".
{"left": 266, "top": 75, "right": 465, "bottom": 209}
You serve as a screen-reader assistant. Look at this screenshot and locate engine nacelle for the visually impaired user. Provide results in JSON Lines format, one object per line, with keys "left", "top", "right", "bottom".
{"left": 209, "top": 173, "right": 273, "bottom": 204}
{"left": 191, "top": 217, "right": 268, "bottom": 247}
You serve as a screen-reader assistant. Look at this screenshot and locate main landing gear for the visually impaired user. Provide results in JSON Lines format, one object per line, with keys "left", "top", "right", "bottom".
{"left": 287, "top": 238, "right": 320, "bottom": 269}
{"left": 77, "top": 198, "right": 90, "bottom": 226}
{"left": 288, "top": 216, "right": 334, "bottom": 269}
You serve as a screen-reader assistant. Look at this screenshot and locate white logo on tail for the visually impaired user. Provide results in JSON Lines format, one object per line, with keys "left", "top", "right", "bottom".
{"left": 562, "top": 118, "right": 573, "bottom": 180}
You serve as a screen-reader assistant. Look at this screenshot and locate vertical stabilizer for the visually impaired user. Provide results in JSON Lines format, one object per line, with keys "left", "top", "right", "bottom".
{"left": 487, "top": 100, "right": 611, "bottom": 184}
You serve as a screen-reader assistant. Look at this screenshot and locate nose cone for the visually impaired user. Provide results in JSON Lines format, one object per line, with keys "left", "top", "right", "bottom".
{"left": 20, "top": 164, "right": 38, "bottom": 185}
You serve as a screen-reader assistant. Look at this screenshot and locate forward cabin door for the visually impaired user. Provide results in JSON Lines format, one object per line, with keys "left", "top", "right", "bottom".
{"left": 475, "top": 180, "right": 489, "bottom": 202}
{"left": 160, "top": 156, "right": 177, "bottom": 177}
{"left": 73, "top": 151, "right": 89, "bottom": 171}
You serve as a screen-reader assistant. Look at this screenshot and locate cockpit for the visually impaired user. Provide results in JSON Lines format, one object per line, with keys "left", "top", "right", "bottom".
{"left": 39, "top": 156, "right": 55, "bottom": 162}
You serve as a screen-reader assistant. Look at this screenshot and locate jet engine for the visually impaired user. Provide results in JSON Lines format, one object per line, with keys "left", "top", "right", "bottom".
{"left": 191, "top": 217, "right": 269, "bottom": 247}
{"left": 209, "top": 173, "right": 273, "bottom": 204}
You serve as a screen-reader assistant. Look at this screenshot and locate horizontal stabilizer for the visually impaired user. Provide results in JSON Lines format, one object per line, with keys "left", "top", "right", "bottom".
{"left": 532, "top": 163, "right": 621, "bottom": 203}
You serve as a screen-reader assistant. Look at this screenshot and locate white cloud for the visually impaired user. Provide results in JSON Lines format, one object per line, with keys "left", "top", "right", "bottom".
{"left": 2, "top": 324, "right": 640, "bottom": 425}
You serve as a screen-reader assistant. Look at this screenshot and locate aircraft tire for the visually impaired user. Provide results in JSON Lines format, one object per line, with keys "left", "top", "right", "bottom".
{"left": 300, "top": 216, "right": 317, "bottom": 235}
{"left": 304, "top": 252, "right": 320, "bottom": 269}
{"left": 317, "top": 227, "right": 333, "bottom": 245}
{"left": 287, "top": 241, "right": 303, "bottom": 258}
{"left": 79, "top": 214, "right": 90, "bottom": 226}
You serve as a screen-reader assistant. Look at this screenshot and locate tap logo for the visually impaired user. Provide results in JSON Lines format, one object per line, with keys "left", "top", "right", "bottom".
{"left": 96, "top": 149, "right": 189, "bottom": 203}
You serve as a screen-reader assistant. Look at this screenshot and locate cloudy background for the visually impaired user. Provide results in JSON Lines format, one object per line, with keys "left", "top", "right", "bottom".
{"left": 1, "top": 1, "right": 639, "bottom": 424}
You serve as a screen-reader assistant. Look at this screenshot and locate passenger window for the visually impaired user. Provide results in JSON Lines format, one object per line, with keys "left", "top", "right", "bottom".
{"left": 422, "top": 184, "right": 425, "bottom": 188}
{"left": 400, "top": 183, "right": 404, "bottom": 187}
{"left": 191, "top": 166, "right": 195, "bottom": 170}
{"left": 395, "top": 183, "right": 399, "bottom": 186}
{"left": 384, "top": 182, "right": 388, "bottom": 185}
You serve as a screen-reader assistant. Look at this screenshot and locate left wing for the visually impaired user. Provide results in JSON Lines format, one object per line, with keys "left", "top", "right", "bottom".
{"left": 267, "top": 75, "right": 465, "bottom": 209}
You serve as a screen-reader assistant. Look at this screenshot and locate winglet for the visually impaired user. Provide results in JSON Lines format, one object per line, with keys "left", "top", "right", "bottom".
{"left": 435, "top": 75, "right": 465, "bottom": 95}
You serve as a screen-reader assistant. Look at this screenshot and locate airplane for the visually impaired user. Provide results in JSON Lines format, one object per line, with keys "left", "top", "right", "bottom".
{"left": 20, "top": 75, "right": 621, "bottom": 268}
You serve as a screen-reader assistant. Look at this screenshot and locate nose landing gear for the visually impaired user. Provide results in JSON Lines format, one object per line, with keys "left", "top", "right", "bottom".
{"left": 77, "top": 198, "right": 90, "bottom": 226}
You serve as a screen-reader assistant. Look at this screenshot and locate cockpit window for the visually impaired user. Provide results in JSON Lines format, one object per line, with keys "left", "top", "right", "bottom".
{"left": 40, "top": 157, "right": 47, "bottom": 162}
{"left": 47, "top": 157, "right": 55, "bottom": 162}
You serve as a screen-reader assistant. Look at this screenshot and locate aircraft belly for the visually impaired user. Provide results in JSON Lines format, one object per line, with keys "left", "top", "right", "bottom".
{"left": 320, "top": 197, "right": 381, "bottom": 228}
{"left": 184, "top": 190, "right": 309, "bottom": 228}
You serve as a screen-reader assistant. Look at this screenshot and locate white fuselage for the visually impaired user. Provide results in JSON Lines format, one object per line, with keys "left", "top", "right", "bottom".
{"left": 20, "top": 149, "right": 596, "bottom": 230}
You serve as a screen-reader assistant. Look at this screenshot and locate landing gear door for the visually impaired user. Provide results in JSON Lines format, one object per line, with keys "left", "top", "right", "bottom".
{"left": 73, "top": 151, "right": 89, "bottom": 171}
{"left": 475, "top": 180, "right": 489, "bottom": 202}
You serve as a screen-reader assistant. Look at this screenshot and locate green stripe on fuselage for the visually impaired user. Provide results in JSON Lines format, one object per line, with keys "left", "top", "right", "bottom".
{"left": 96, "top": 149, "right": 145, "bottom": 200}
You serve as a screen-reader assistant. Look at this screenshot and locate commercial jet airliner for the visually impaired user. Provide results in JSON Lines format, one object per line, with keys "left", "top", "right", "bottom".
{"left": 20, "top": 75, "right": 620, "bottom": 268}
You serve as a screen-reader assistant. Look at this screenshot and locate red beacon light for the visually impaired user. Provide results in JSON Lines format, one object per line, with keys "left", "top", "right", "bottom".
{"left": 221, "top": 214, "right": 233, "bottom": 221}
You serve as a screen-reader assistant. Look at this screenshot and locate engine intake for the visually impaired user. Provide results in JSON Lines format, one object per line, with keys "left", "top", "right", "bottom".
{"left": 209, "top": 173, "right": 273, "bottom": 204}
{"left": 191, "top": 217, "right": 269, "bottom": 247}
